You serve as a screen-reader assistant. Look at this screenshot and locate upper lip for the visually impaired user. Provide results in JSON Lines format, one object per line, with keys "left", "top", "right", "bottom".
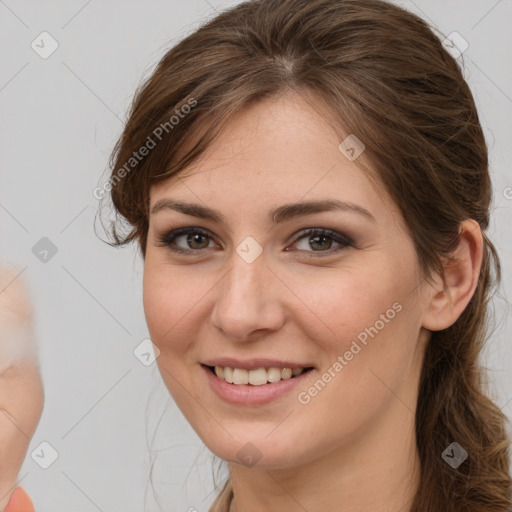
{"left": 202, "top": 358, "right": 315, "bottom": 370}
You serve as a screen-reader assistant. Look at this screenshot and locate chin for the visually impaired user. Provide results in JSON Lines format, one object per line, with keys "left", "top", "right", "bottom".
{"left": 195, "top": 424, "right": 310, "bottom": 470}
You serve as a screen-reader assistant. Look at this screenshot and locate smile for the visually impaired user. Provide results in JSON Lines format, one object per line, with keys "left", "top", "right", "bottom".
{"left": 209, "top": 365, "right": 312, "bottom": 385}
{"left": 202, "top": 364, "right": 315, "bottom": 406}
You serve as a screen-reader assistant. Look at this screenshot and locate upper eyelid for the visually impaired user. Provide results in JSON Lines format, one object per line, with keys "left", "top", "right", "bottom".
{"left": 159, "top": 226, "right": 353, "bottom": 250}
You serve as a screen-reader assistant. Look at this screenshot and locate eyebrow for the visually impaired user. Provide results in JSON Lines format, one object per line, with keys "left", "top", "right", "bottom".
{"left": 150, "top": 198, "right": 376, "bottom": 224}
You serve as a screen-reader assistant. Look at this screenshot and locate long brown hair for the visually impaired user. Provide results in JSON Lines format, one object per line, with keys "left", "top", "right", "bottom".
{"left": 101, "top": 0, "right": 512, "bottom": 509}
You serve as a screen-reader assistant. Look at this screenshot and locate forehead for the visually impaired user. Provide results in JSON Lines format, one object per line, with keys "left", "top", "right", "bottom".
{"left": 150, "top": 91, "right": 399, "bottom": 225}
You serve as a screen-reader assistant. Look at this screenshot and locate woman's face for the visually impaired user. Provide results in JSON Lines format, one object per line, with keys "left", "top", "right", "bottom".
{"left": 143, "top": 91, "right": 432, "bottom": 470}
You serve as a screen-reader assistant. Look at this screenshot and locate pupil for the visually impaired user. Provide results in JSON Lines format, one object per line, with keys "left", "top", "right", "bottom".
{"left": 311, "top": 235, "right": 330, "bottom": 251}
{"left": 189, "top": 233, "right": 208, "bottom": 249}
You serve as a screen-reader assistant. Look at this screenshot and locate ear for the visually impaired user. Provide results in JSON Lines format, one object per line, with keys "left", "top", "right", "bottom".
{"left": 421, "top": 219, "right": 484, "bottom": 331}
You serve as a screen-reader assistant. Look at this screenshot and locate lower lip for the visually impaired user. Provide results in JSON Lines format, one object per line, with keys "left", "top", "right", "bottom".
{"left": 202, "top": 364, "right": 314, "bottom": 406}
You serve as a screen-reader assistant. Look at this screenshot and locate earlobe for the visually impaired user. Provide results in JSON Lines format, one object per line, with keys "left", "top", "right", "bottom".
{"left": 421, "top": 219, "right": 483, "bottom": 332}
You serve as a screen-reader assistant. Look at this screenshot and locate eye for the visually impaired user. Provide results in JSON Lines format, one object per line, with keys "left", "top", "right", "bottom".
{"left": 157, "top": 227, "right": 215, "bottom": 255}
{"left": 289, "top": 228, "right": 353, "bottom": 256}
{"left": 156, "top": 227, "right": 353, "bottom": 257}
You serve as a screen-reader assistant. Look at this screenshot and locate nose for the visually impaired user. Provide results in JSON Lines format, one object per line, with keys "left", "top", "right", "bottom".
{"left": 210, "top": 250, "right": 285, "bottom": 342}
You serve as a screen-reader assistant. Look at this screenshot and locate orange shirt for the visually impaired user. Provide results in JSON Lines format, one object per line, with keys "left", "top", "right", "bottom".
{"left": 5, "top": 487, "right": 35, "bottom": 512}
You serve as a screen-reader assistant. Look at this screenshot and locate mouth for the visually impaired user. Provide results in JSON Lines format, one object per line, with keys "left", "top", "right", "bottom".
{"left": 202, "top": 362, "right": 317, "bottom": 405}
{"left": 202, "top": 364, "right": 315, "bottom": 386}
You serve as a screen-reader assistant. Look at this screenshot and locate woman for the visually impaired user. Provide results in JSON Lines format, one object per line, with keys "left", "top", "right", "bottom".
{"left": 2, "top": 0, "right": 511, "bottom": 510}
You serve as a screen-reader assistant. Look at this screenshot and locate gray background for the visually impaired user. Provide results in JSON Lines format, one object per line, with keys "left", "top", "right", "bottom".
{"left": 1, "top": 1, "right": 511, "bottom": 511}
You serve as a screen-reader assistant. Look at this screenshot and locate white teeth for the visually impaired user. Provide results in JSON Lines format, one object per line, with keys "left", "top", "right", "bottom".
{"left": 233, "top": 368, "right": 249, "bottom": 385}
{"left": 223, "top": 366, "right": 233, "bottom": 383}
{"left": 267, "top": 367, "right": 282, "bottom": 382}
{"left": 281, "top": 368, "right": 292, "bottom": 379}
{"left": 248, "top": 368, "right": 268, "bottom": 386}
{"left": 213, "top": 365, "right": 307, "bottom": 385}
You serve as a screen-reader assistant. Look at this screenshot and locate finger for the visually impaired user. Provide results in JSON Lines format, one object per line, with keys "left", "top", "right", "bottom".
{"left": 0, "top": 268, "right": 40, "bottom": 374}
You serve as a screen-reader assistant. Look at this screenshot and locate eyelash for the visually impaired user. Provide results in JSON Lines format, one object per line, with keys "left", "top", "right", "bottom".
{"left": 156, "top": 226, "right": 354, "bottom": 258}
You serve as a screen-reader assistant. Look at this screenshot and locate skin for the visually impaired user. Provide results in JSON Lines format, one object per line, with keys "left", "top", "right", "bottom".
{"left": 0, "top": 91, "right": 482, "bottom": 511}
{"left": 0, "top": 269, "right": 44, "bottom": 511}
{"left": 143, "top": 91, "right": 483, "bottom": 511}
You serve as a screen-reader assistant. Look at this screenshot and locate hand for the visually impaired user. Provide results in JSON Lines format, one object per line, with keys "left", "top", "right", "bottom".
{"left": 0, "top": 268, "right": 44, "bottom": 511}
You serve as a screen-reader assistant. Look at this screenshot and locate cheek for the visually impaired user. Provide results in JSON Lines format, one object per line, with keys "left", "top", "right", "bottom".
{"left": 309, "top": 272, "right": 420, "bottom": 403}
{"left": 296, "top": 263, "right": 405, "bottom": 353}
{"left": 296, "top": 260, "right": 420, "bottom": 398}
{"left": 142, "top": 265, "right": 191, "bottom": 354}
{"left": 142, "top": 266, "right": 201, "bottom": 416}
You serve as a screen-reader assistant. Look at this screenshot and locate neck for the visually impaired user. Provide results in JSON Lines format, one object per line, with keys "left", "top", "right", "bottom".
{"left": 227, "top": 399, "right": 420, "bottom": 512}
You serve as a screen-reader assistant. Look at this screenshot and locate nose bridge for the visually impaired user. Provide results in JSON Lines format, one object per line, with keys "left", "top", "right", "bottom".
{"left": 220, "top": 247, "right": 267, "bottom": 314}
{"left": 211, "top": 246, "right": 282, "bottom": 339}
{"left": 229, "top": 255, "right": 263, "bottom": 301}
